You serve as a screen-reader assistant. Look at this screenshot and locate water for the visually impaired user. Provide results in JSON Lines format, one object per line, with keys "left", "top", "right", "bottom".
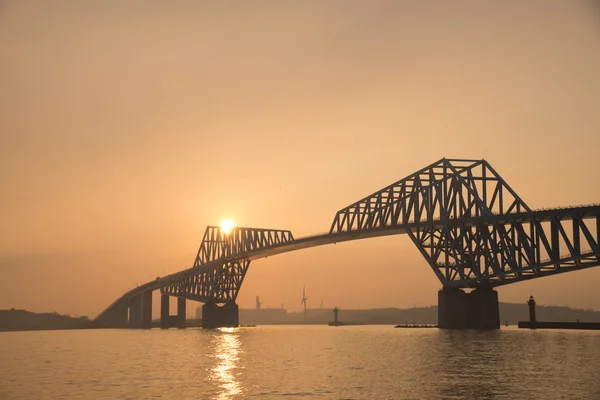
{"left": 2, "top": 325, "right": 600, "bottom": 400}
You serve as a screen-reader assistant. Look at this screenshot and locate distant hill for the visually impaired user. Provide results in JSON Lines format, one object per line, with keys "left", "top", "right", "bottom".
{"left": 0, "top": 309, "right": 92, "bottom": 332}
{"left": 238, "top": 303, "right": 600, "bottom": 326}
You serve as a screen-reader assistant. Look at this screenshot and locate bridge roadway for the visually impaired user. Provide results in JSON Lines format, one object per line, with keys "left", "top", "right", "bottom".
{"left": 96, "top": 204, "right": 600, "bottom": 327}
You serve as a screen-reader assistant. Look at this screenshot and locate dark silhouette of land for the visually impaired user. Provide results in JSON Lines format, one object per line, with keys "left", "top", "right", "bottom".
{"left": 0, "top": 309, "right": 93, "bottom": 332}
{"left": 3, "top": 303, "right": 600, "bottom": 332}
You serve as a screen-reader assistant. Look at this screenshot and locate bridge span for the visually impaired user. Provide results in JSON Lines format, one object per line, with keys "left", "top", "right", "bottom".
{"left": 95, "top": 158, "right": 600, "bottom": 330}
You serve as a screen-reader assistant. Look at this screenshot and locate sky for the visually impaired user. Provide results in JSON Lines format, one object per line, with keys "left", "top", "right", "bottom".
{"left": 1, "top": 1, "right": 599, "bottom": 318}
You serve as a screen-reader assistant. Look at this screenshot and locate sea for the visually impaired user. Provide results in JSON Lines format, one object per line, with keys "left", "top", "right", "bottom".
{"left": 1, "top": 325, "right": 600, "bottom": 400}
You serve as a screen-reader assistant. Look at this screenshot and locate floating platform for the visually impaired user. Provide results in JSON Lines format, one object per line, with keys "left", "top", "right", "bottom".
{"left": 518, "top": 321, "right": 600, "bottom": 330}
{"left": 394, "top": 324, "right": 438, "bottom": 328}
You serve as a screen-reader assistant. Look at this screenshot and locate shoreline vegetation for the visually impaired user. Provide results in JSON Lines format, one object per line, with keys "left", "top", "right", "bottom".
{"left": 2, "top": 303, "right": 600, "bottom": 332}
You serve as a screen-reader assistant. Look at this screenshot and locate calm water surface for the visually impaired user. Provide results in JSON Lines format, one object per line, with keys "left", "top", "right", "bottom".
{"left": 1, "top": 325, "right": 600, "bottom": 399}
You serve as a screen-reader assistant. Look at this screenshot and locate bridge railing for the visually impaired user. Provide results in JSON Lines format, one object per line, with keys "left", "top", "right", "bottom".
{"left": 531, "top": 203, "right": 600, "bottom": 212}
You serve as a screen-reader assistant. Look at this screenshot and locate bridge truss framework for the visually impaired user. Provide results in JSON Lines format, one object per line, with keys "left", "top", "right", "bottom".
{"left": 96, "top": 158, "right": 600, "bottom": 329}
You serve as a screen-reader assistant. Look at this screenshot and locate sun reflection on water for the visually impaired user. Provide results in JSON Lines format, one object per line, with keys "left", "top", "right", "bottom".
{"left": 211, "top": 328, "right": 241, "bottom": 399}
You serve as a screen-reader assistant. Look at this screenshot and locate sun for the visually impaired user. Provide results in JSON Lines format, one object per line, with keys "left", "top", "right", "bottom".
{"left": 220, "top": 219, "right": 235, "bottom": 235}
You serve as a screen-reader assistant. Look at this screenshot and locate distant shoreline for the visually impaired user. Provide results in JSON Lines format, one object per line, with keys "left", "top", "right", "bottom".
{"left": 0, "top": 309, "right": 96, "bottom": 333}
{"left": 3, "top": 303, "right": 600, "bottom": 332}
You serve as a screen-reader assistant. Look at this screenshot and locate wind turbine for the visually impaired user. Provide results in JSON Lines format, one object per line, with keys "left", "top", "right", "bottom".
{"left": 300, "top": 285, "right": 308, "bottom": 320}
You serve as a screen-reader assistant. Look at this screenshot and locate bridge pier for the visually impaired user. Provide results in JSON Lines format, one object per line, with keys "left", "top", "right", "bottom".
{"left": 202, "top": 302, "right": 239, "bottom": 329}
{"left": 177, "top": 297, "right": 186, "bottom": 328}
{"left": 438, "top": 287, "right": 467, "bottom": 329}
{"left": 160, "top": 294, "right": 170, "bottom": 329}
{"left": 129, "top": 294, "right": 142, "bottom": 328}
{"left": 128, "top": 290, "right": 153, "bottom": 329}
{"left": 438, "top": 287, "right": 499, "bottom": 329}
{"left": 159, "top": 295, "right": 187, "bottom": 328}
{"left": 467, "top": 287, "right": 500, "bottom": 329}
{"left": 142, "top": 290, "right": 153, "bottom": 329}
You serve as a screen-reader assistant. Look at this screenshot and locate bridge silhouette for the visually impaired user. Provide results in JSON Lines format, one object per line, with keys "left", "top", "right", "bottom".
{"left": 95, "top": 158, "right": 600, "bottom": 329}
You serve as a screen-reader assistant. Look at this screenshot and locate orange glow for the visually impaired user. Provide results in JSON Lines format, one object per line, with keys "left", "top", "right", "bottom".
{"left": 220, "top": 220, "right": 235, "bottom": 235}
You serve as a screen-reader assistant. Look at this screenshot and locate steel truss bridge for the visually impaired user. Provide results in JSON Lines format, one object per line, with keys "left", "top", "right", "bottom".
{"left": 96, "top": 158, "right": 600, "bottom": 328}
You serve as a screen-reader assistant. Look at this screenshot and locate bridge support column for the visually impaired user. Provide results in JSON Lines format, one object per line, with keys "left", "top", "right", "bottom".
{"left": 160, "top": 294, "right": 170, "bottom": 329}
{"left": 202, "top": 302, "right": 218, "bottom": 329}
{"left": 438, "top": 287, "right": 468, "bottom": 329}
{"left": 177, "top": 297, "right": 187, "bottom": 328}
{"left": 115, "top": 301, "right": 129, "bottom": 327}
{"left": 438, "top": 287, "right": 499, "bottom": 329}
{"left": 222, "top": 302, "right": 239, "bottom": 327}
{"left": 129, "top": 294, "right": 143, "bottom": 329}
{"left": 467, "top": 287, "right": 500, "bottom": 329}
{"left": 141, "top": 290, "right": 153, "bottom": 329}
{"left": 158, "top": 295, "right": 186, "bottom": 328}
{"left": 202, "top": 302, "right": 239, "bottom": 329}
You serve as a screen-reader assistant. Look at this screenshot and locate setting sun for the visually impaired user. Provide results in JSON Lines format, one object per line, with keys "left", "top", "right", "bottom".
{"left": 220, "top": 219, "right": 235, "bottom": 235}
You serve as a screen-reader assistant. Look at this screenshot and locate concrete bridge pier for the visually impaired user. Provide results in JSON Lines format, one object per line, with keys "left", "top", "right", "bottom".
{"left": 141, "top": 290, "right": 153, "bottom": 329}
{"left": 202, "top": 302, "right": 239, "bottom": 329}
{"left": 160, "top": 294, "right": 170, "bottom": 328}
{"left": 159, "top": 295, "right": 187, "bottom": 328}
{"left": 129, "top": 293, "right": 142, "bottom": 328}
{"left": 129, "top": 291, "right": 153, "bottom": 329}
{"left": 438, "top": 287, "right": 467, "bottom": 329}
{"left": 467, "top": 287, "right": 500, "bottom": 329}
{"left": 177, "top": 297, "right": 186, "bottom": 328}
{"left": 438, "top": 286, "right": 499, "bottom": 329}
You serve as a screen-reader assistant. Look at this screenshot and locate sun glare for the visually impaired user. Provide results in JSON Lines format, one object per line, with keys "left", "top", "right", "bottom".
{"left": 220, "top": 219, "right": 235, "bottom": 235}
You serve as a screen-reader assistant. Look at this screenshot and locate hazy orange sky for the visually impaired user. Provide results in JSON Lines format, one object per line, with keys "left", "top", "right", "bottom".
{"left": 1, "top": 1, "right": 599, "bottom": 318}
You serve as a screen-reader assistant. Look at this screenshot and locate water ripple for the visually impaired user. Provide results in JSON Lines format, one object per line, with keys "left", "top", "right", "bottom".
{"left": 2, "top": 326, "right": 600, "bottom": 399}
